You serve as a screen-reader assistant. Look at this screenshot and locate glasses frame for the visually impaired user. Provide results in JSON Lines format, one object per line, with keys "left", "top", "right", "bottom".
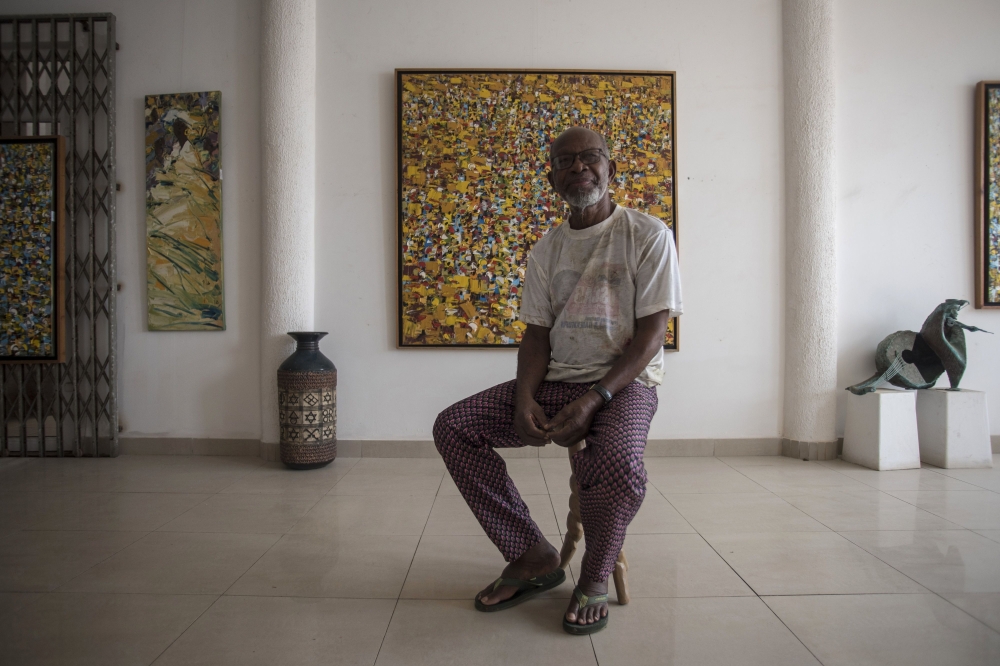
{"left": 551, "top": 148, "right": 608, "bottom": 171}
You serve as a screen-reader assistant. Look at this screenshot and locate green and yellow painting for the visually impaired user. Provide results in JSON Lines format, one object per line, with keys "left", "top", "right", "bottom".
{"left": 145, "top": 91, "right": 224, "bottom": 330}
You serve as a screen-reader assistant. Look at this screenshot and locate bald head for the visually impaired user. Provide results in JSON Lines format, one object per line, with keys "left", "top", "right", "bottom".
{"left": 546, "top": 126, "right": 616, "bottom": 212}
{"left": 549, "top": 127, "right": 609, "bottom": 162}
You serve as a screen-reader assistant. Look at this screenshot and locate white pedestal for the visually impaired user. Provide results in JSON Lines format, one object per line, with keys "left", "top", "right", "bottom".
{"left": 842, "top": 390, "right": 921, "bottom": 471}
{"left": 916, "top": 389, "right": 993, "bottom": 469}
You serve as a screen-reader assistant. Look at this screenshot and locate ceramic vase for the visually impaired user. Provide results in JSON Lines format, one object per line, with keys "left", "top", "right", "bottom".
{"left": 277, "top": 332, "right": 337, "bottom": 469}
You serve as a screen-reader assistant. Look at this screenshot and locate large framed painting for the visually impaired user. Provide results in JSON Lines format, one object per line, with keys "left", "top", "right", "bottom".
{"left": 976, "top": 80, "right": 1000, "bottom": 309}
{"left": 0, "top": 136, "right": 66, "bottom": 363}
{"left": 145, "top": 91, "right": 225, "bottom": 330}
{"left": 396, "top": 69, "right": 678, "bottom": 348}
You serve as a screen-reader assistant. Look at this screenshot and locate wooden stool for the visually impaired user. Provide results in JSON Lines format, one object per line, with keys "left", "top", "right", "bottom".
{"left": 558, "top": 441, "right": 630, "bottom": 604}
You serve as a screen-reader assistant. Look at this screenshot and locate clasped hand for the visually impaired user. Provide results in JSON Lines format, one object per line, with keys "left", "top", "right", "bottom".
{"left": 513, "top": 394, "right": 603, "bottom": 447}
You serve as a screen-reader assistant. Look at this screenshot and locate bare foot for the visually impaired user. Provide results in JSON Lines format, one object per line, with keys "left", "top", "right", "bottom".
{"left": 476, "top": 538, "right": 561, "bottom": 607}
{"left": 565, "top": 555, "right": 609, "bottom": 626}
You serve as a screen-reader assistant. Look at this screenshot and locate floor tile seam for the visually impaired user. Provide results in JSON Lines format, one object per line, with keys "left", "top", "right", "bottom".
{"left": 764, "top": 590, "right": 1000, "bottom": 636}
{"left": 752, "top": 593, "right": 826, "bottom": 665}
{"left": 221, "top": 591, "right": 408, "bottom": 599}
{"left": 216, "top": 525, "right": 301, "bottom": 601}
{"left": 20, "top": 590, "right": 231, "bottom": 597}
{"left": 658, "top": 483, "right": 834, "bottom": 535}
{"left": 409, "top": 479, "right": 442, "bottom": 587}
{"left": 835, "top": 528, "right": 1000, "bottom": 585}
{"left": 317, "top": 456, "right": 366, "bottom": 497}
{"left": 370, "top": 598, "right": 399, "bottom": 666}
{"left": 973, "top": 529, "right": 1000, "bottom": 544}
{"left": 801, "top": 529, "right": 934, "bottom": 595}
{"left": 105, "top": 491, "right": 216, "bottom": 534}
{"left": 929, "top": 471, "right": 1000, "bottom": 492}
{"left": 714, "top": 456, "right": 783, "bottom": 491}
{"left": 278, "top": 492, "right": 340, "bottom": 535}
{"left": 147, "top": 592, "right": 227, "bottom": 666}
{"left": 375, "top": 485, "right": 442, "bottom": 666}
{"left": 825, "top": 525, "right": 968, "bottom": 532}
{"left": 395, "top": 593, "right": 761, "bottom": 601}
{"left": 688, "top": 530, "right": 761, "bottom": 599}
{"left": 212, "top": 461, "right": 276, "bottom": 494}
{"left": 43, "top": 528, "right": 155, "bottom": 594}
{"left": 646, "top": 484, "right": 699, "bottom": 534}
{"left": 650, "top": 488, "right": 787, "bottom": 495}
{"left": 879, "top": 492, "right": 993, "bottom": 528}
{"left": 933, "top": 592, "right": 1000, "bottom": 637}
{"left": 540, "top": 461, "right": 565, "bottom": 495}
{"left": 0, "top": 489, "right": 223, "bottom": 496}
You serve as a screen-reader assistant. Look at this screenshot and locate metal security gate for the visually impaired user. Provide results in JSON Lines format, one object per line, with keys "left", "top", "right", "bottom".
{"left": 0, "top": 14, "right": 117, "bottom": 457}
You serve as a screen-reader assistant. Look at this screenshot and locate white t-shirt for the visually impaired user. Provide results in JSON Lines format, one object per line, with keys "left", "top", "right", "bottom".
{"left": 519, "top": 205, "right": 682, "bottom": 387}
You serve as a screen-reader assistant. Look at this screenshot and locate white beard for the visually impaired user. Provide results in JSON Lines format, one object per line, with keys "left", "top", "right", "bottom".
{"left": 563, "top": 180, "right": 607, "bottom": 209}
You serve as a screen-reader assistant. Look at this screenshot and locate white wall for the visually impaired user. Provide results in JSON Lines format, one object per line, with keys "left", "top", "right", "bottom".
{"left": 315, "top": 0, "right": 786, "bottom": 440}
{"left": 11, "top": 0, "right": 998, "bottom": 443}
{"left": 835, "top": 0, "right": 1000, "bottom": 434}
{"left": 4, "top": 0, "right": 263, "bottom": 440}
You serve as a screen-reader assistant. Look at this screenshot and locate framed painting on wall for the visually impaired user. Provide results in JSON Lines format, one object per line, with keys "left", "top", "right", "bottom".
{"left": 396, "top": 69, "right": 678, "bottom": 349}
{"left": 976, "top": 80, "right": 1000, "bottom": 309}
{"left": 0, "top": 136, "right": 66, "bottom": 363}
{"left": 145, "top": 91, "right": 225, "bottom": 330}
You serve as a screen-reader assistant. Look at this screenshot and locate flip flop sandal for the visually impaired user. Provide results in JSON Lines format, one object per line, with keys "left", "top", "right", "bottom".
{"left": 474, "top": 568, "right": 566, "bottom": 612}
{"left": 562, "top": 586, "right": 609, "bottom": 635}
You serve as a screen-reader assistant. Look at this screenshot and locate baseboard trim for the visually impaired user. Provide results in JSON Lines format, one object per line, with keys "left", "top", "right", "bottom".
{"left": 781, "top": 438, "right": 839, "bottom": 461}
{"left": 119, "top": 437, "right": 260, "bottom": 457}
{"left": 101, "top": 435, "right": 1000, "bottom": 460}
{"left": 129, "top": 437, "right": 783, "bottom": 459}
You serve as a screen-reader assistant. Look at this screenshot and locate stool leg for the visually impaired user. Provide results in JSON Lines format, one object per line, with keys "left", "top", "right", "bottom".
{"left": 559, "top": 442, "right": 585, "bottom": 569}
{"left": 559, "top": 473, "right": 583, "bottom": 568}
{"left": 613, "top": 550, "right": 630, "bottom": 605}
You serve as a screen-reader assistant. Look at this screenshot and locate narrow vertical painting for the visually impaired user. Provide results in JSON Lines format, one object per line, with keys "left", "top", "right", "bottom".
{"left": 145, "top": 91, "right": 225, "bottom": 329}
{"left": 977, "top": 81, "right": 1000, "bottom": 308}
{"left": 396, "top": 70, "right": 677, "bottom": 348}
{"left": 0, "top": 137, "right": 65, "bottom": 362}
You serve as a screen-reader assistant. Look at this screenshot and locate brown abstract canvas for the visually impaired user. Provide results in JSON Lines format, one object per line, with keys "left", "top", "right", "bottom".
{"left": 397, "top": 70, "right": 677, "bottom": 348}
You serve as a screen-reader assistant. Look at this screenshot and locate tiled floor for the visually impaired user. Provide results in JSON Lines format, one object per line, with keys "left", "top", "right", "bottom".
{"left": 1, "top": 453, "right": 999, "bottom": 665}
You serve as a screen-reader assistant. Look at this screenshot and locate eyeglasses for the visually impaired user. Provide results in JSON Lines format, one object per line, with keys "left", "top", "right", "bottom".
{"left": 551, "top": 148, "right": 608, "bottom": 171}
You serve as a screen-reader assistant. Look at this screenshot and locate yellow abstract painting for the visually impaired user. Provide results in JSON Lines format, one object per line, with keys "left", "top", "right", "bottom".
{"left": 397, "top": 70, "right": 677, "bottom": 348}
{"left": 145, "top": 91, "right": 224, "bottom": 330}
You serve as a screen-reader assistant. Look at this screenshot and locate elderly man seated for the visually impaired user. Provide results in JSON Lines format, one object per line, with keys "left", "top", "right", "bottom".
{"left": 433, "top": 126, "right": 682, "bottom": 635}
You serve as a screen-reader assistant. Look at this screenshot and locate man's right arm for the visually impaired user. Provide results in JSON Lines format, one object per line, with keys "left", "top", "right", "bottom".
{"left": 513, "top": 323, "right": 552, "bottom": 446}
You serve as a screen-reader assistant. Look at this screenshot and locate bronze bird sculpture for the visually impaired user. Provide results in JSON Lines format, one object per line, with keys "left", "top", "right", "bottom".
{"left": 847, "top": 299, "right": 991, "bottom": 396}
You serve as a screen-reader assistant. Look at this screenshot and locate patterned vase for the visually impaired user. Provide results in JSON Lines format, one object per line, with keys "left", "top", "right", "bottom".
{"left": 277, "top": 332, "right": 337, "bottom": 469}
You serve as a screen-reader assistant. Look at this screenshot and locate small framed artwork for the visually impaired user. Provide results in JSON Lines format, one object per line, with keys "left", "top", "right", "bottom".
{"left": 145, "top": 91, "right": 225, "bottom": 330}
{"left": 0, "top": 136, "right": 66, "bottom": 363}
{"left": 976, "top": 80, "right": 1000, "bottom": 309}
{"left": 396, "top": 69, "right": 678, "bottom": 349}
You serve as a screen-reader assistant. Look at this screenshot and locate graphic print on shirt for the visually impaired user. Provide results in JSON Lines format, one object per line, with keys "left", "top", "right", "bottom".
{"left": 551, "top": 263, "right": 626, "bottom": 333}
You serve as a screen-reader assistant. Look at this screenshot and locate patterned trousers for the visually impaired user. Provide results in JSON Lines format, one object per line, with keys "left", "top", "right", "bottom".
{"left": 433, "top": 379, "right": 658, "bottom": 582}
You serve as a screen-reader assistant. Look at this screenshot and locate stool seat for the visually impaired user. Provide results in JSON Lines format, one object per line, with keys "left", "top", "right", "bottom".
{"left": 558, "top": 441, "right": 630, "bottom": 604}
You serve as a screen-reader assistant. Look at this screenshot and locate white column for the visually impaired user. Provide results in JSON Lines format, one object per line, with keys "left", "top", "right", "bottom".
{"left": 782, "top": 0, "right": 838, "bottom": 459}
{"left": 260, "top": 0, "right": 316, "bottom": 444}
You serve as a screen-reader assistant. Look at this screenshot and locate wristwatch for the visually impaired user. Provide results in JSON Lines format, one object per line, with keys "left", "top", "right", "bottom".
{"left": 589, "top": 383, "right": 613, "bottom": 405}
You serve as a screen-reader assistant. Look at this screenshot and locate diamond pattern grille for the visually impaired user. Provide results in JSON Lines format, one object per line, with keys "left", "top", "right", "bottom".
{"left": 0, "top": 14, "right": 117, "bottom": 457}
